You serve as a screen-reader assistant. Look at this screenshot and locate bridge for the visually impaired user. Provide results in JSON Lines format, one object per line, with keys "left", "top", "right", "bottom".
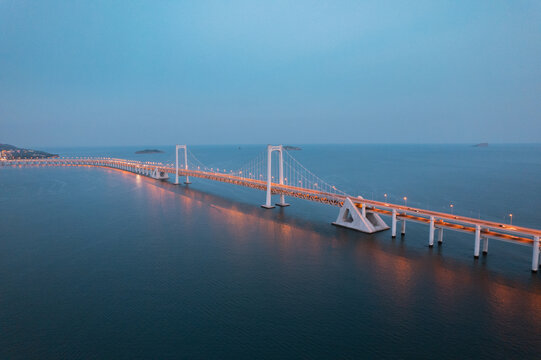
{"left": 2, "top": 144, "right": 540, "bottom": 273}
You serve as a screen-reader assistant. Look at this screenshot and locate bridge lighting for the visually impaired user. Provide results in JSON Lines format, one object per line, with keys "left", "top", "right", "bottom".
{"left": 509, "top": 213, "right": 513, "bottom": 225}
{"left": 403, "top": 197, "right": 407, "bottom": 206}
{"left": 450, "top": 204, "right": 454, "bottom": 214}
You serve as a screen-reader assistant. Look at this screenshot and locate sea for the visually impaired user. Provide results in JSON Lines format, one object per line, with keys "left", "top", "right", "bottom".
{"left": 1, "top": 144, "right": 540, "bottom": 359}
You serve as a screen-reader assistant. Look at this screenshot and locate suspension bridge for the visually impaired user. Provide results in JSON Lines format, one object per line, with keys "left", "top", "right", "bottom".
{"left": 2, "top": 144, "right": 540, "bottom": 273}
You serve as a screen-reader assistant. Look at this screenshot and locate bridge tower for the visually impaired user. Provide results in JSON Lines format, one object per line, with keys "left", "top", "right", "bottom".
{"left": 261, "top": 144, "right": 289, "bottom": 209}
{"left": 175, "top": 145, "right": 191, "bottom": 184}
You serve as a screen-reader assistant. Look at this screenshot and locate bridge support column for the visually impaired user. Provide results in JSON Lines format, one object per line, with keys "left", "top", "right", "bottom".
{"left": 184, "top": 148, "right": 191, "bottom": 184}
{"left": 401, "top": 218, "right": 406, "bottom": 236}
{"left": 175, "top": 146, "right": 179, "bottom": 184}
{"left": 438, "top": 228, "right": 443, "bottom": 245}
{"left": 482, "top": 237, "right": 489, "bottom": 255}
{"left": 474, "top": 225, "right": 481, "bottom": 259}
{"left": 391, "top": 209, "right": 397, "bottom": 238}
{"left": 276, "top": 147, "right": 289, "bottom": 207}
{"left": 262, "top": 145, "right": 275, "bottom": 209}
{"left": 428, "top": 216, "right": 435, "bottom": 247}
{"left": 532, "top": 236, "right": 540, "bottom": 273}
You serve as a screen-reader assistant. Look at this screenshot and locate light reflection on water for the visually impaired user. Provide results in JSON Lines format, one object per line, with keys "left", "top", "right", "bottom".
{"left": 143, "top": 173, "right": 541, "bottom": 324}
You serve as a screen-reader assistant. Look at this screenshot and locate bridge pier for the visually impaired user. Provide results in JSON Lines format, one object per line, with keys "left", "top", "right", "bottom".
{"left": 428, "top": 216, "right": 435, "bottom": 247}
{"left": 474, "top": 225, "right": 481, "bottom": 259}
{"left": 483, "top": 237, "right": 489, "bottom": 255}
{"left": 262, "top": 145, "right": 275, "bottom": 208}
{"left": 532, "top": 236, "right": 540, "bottom": 273}
{"left": 391, "top": 209, "right": 397, "bottom": 238}
{"left": 438, "top": 228, "right": 443, "bottom": 245}
{"left": 401, "top": 218, "right": 406, "bottom": 236}
{"left": 150, "top": 167, "right": 169, "bottom": 180}
{"left": 332, "top": 198, "right": 389, "bottom": 233}
{"left": 275, "top": 147, "right": 289, "bottom": 207}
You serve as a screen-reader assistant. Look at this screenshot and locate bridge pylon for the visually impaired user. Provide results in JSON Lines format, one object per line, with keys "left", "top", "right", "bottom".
{"left": 175, "top": 145, "right": 191, "bottom": 185}
{"left": 261, "top": 144, "right": 289, "bottom": 209}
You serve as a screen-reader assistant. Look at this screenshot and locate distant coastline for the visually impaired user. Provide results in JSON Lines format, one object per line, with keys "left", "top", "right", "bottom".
{"left": 284, "top": 145, "right": 301, "bottom": 150}
{"left": 135, "top": 149, "right": 164, "bottom": 154}
{"left": 473, "top": 143, "right": 488, "bottom": 147}
{"left": 0, "top": 144, "right": 58, "bottom": 159}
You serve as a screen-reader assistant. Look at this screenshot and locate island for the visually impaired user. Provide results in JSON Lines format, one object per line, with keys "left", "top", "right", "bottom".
{"left": 473, "top": 143, "right": 488, "bottom": 147}
{"left": 0, "top": 144, "right": 58, "bottom": 159}
{"left": 135, "top": 149, "right": 164, "bottom": 154}
{"left": 283, "top": 145, "right": 302, "bottom": 150}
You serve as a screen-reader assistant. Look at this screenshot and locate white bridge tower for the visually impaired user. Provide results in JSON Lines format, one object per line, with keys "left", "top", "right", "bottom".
{"left": 261, "top": 144, "right": 289, "bottom": 209}
{"left": 175, "top": 144, "right": 191, "bottom": 184}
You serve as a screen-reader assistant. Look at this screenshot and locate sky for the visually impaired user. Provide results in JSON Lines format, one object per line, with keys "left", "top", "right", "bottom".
{"left": 1, "top": 0, "right": 540, "bottom": 147}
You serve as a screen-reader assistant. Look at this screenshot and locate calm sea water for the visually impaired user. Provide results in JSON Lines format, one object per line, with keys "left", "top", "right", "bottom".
{"left": 1, "top": 144, "right": 541, "bottom": 359}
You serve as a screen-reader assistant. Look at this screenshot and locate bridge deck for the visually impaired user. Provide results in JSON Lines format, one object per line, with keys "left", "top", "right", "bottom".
{"left": 2, "top": 158, "right": 540, "bottom": 247}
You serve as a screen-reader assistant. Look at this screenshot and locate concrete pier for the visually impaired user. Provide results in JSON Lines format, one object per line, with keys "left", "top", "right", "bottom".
{"left": 533, "top": 236, "right": 540, "bottom": 273}
{"left": 483, "top": 237, "right": 489, "bottom": 255}
{"left": 474, "top": 225, "right": 481, "bottom": 259}
{"left": 391, "top": 209, "right": 397, "bottom": 238}
{"left": 428, "top": 216, "right": 435, "bottom": 247}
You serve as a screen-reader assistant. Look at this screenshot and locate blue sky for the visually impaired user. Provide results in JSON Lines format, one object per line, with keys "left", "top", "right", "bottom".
{"left": 1, "top": 0, "right": 540, "bottom": 146}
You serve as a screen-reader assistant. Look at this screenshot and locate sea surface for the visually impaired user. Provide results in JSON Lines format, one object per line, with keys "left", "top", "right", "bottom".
{"left": 1, "top": 144, "right": 541, "bottom": 359}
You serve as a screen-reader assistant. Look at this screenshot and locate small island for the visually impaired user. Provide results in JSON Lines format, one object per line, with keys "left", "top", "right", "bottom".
{"left": 0, "top": 144, "right": 58, "bottom": 159}
{"left": 473, "top": 143, "right": 488, "bottom": 147}
{"left": 284, "top": 145, "right": 302, "bottom": 150}
{"left": 135, "top": 149, "right": 164, "bottom": 154}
